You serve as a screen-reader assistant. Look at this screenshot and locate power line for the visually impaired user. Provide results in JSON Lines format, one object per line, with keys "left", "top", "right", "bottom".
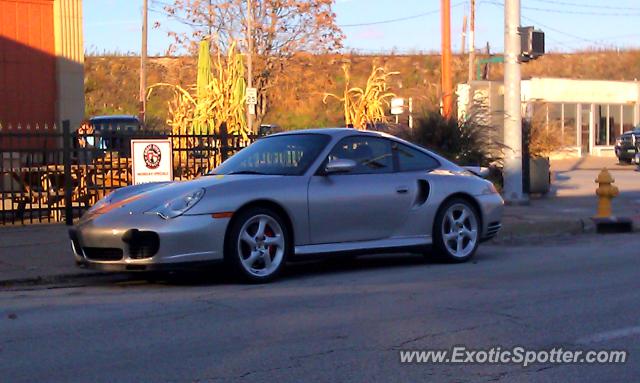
{"left": 482, "top": 1, "right": 602, "bottom": 46}
{"left": 483, "top": 0, "right": 640, "bottom": 16}
{"left": 339, "top": 1, "right": 465, "bottom": 28}
{"left": 527, "top": 0, "right": 640, "bottom": 11}
{"left": 148, "top": 7, "right": 204, "bottom": 27}
{"left": 523, "top": 4, "right": 640, "bottom": 16}
{"left": 520, "top": 15, "right": 598, "bottom": 44}
{"left": 521, "top": 15, "right": 640, "bottom": 50}
{"left": 487, "top": 1, "right": 636, "bottom": 45}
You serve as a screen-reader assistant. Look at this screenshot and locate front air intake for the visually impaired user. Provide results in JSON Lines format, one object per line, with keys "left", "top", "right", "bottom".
{"left": 83, "top": 247, "right": 124, "bottom": 261}
{"left": 122, "top": 229, "right": 160, "bottom": 259}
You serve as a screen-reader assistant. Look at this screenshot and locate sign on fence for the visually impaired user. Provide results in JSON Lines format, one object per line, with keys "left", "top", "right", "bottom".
{"left": 391, "top": 97, "right": 404, "bottom": 115}
{"left": 131, "top": 139, "right": 173, "bottom": 184}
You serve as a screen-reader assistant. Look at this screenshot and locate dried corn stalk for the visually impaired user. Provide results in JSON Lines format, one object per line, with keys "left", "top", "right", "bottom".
{"left": 147, "top": 40, "right": 248, "bottom": 174}
{"left": 323, "top": 64, "right": 398, "bottom": 130}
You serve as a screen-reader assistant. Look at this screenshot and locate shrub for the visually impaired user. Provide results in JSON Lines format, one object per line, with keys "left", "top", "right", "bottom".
{"left": 524, "top": 106, "right": 564, "bottom": 158}
{"left": 393, "top": 110, "right": 503, "bottom": 167}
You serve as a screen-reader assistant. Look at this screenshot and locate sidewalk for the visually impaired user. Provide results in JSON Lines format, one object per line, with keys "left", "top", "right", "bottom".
{"left": 1, "top": 157, "right": 638, "bottom": 285}
{"left": 500, "top": 156, "right": 640, "bottom": 239}
{"left": 0, "top": 224, "right": 106, "bottom": 285}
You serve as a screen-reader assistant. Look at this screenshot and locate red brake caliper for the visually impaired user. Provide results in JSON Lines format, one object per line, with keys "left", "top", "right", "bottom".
{"left": 264, "top": 226, "right": 276, "bottom": 256}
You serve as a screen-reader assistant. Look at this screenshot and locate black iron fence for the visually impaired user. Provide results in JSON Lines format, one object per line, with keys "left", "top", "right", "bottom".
{"left": 0, "top": 121, "right": 259, "bottom": 225}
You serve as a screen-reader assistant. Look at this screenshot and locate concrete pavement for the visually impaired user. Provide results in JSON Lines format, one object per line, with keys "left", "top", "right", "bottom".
{"left": 498, "top": 156, "right": 640, "bottom": 240}
{"left": 0, "top": 224, "right": 107, "bottom": 284}
{"left": 0, "top": 156, "right": 638, "bottom": 284}
{"left": 1, "top": 234, "right": 639, "bottom": 382}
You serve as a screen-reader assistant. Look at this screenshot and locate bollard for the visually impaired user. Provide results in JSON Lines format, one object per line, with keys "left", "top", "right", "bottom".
{"left": 594, "top": 168, "right": 618, "bottom": 218}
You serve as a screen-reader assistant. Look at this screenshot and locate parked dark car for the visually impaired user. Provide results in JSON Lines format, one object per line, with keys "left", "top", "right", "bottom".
{"left": 87, "top": 115, "right": 143, "bottom": 157}
{"left": 90, "top": 115, "right": 141, "bottom": 130}
{"left": 72, "top": 115, "right": 157, "bottom": 165}
{"left": 615, "top": 127, "right": 640, "bottom": 164}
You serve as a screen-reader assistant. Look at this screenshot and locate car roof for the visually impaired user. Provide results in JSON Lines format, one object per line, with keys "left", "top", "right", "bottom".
{"left": 268, "top": 127, "right": 461, "bottom": 171}
{"left": 270, "top": 127, "right": 388, "bottom": 138}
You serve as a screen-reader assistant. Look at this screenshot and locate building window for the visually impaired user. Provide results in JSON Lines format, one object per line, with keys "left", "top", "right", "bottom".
{"left": 548, "top": 104, "right": 562, "bottom": 134}
{"left": 563, "top": 103, "right": 577, "bottom": 147}
{"left": 580, "top": 104, "right": 591, "bottom": 153}
{"left": 596, "top": 104, "right": 609, "bottom": 146}
{"left": 623, "top": 105, "right": 634, "bottom": 132}
{"left": 609, "top": 105, "right": 621, "bottom": 146}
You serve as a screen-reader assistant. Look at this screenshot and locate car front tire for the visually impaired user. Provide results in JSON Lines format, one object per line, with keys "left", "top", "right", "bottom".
{"left": 431, "top": 198, "right": 480, "bottom": 263}
{"left": 225, "top": 207, "right": 290, "bottom": 283}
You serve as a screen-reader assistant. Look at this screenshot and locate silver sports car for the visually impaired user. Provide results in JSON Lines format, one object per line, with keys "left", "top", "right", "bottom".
{"left": 69, "top": 128, "right": 503, "bottom": 282}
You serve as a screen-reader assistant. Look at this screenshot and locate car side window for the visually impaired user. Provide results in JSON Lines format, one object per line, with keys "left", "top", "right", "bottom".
{"left": 327, "top": 136, "right": 393, "bottom": 174}
{"left": 395, "top": 143, "right": 440, "bottom": 172}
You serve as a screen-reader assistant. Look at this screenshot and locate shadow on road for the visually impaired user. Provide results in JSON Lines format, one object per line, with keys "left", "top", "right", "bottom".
{"left": 67, "top": 248, "right": 506, "bottom": 289}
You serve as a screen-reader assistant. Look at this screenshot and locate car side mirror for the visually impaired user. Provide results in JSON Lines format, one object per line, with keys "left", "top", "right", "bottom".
{"left": 325, "top": 159, "right": 356, "bottom": 175}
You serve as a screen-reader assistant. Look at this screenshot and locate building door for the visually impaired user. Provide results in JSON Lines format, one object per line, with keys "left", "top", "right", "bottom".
{"left": 580, "top": 104, "right": 591, "bottom": 155}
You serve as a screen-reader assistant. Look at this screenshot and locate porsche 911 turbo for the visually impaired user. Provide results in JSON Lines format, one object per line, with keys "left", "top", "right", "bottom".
{"left": 69, "top": 128, "right": 504, "bottom": 282}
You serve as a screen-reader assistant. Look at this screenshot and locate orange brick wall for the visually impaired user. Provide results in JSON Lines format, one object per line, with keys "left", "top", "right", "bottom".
{"left": 0, "top": 0, "right": 57, "bottom": 128}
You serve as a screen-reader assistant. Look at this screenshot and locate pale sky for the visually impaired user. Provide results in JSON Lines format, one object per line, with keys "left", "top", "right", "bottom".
{"left": 83, "top": 0, "right": 640, "bottom": 55}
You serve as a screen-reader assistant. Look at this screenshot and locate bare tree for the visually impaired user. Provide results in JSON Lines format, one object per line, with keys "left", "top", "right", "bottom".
{"left": 154, "top": 0, "right": 344, "bottom": 125}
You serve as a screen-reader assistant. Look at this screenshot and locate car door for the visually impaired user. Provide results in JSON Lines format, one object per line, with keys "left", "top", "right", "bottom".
{"left": 390, "top": 142, "right": 442, "bottom": 238}
{"left": 307, "top": 136, "right": 413, "bottom": 244}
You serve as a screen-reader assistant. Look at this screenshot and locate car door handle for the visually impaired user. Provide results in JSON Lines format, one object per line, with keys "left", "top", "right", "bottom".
{"left": 396, "top": 186, "right": 409, "bottom": 194}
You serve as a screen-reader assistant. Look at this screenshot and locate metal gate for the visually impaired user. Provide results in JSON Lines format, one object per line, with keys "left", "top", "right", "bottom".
{"left": 0, "top": 120, "right": 258, "bottom": 225}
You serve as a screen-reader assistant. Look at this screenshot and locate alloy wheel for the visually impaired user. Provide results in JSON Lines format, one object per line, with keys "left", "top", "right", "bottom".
{"left": 441, "top": 203, "right": 479, "bottom": 258}
{"left": 237, "top": 214, "right": 285, "bottom": 277}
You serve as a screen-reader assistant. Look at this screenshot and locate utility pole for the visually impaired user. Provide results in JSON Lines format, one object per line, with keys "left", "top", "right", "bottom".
{"left": 503, "top": 0, "right": 527, "bottom": 204}
{"left": 246, "top": 0, "right": 254, "bottom": 134}
{"left": 139, "top": 0, "right": 148, "bottom": 124}
{"left": 467, "top": 0, "right": 475, "bottom": 82}
{"left": 461, "top": 15, "right": 467, "bottom": 55}
{"left": 441, "top": 0, "right": 453, "bottom": 119}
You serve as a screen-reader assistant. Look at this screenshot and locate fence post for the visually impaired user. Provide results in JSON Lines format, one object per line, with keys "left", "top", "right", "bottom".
{"left": 63, "top": 120, "right": 73, "bottom": 225}
{"left": 220, "top": 122, "right": 229, "bottom": 162}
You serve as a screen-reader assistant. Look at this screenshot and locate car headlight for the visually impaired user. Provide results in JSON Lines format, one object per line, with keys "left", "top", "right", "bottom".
{"left": 146, "top": 188, "right": 205, "bottom": 219}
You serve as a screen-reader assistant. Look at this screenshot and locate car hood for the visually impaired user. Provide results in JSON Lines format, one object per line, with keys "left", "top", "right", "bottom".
{"left": 80, "top": 174, "right": 281, "bottom": 221}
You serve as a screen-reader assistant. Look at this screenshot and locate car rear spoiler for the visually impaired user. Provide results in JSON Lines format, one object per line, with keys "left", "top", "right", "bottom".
{"left": 463, "top": 166, "right": 490, "bottom": 178}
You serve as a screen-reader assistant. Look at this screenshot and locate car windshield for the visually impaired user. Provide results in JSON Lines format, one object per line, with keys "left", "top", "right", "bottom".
{"left": 211, "top": 134, "right": 330, "bottom": 176}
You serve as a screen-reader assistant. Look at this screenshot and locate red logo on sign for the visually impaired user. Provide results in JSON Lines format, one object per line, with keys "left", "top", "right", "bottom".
{"left": 143, "top": 144, "right": 162, "bottom": 169}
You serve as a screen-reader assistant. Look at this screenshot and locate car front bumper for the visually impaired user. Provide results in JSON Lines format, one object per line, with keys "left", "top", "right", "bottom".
{"left": 70, "top": 213, "right": 230, "bottom": 271}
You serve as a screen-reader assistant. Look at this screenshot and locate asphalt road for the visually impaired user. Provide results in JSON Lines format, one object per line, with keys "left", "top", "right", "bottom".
{"left": 1, "top": 234, "right": 639, "bottom": 383}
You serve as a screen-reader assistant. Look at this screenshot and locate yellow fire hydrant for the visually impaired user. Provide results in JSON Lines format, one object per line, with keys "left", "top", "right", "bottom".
{"left": 595, "top": 168, "right": 619, "bottom": 218}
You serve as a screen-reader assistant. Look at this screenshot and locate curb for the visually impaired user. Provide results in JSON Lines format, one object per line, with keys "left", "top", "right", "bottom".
{"left": 495, "top": 217, "right": 638, "bottom": 243}
{"left": 494, "top": 218, "right": 594, "bottom": 242}
{"left": 0, "top": 270, "right": 112, "bottom": 288}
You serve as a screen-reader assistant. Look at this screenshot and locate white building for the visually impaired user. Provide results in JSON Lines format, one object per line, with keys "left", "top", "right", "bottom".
{"left": 457, "top": 78, "right": 640, "bottom": 157}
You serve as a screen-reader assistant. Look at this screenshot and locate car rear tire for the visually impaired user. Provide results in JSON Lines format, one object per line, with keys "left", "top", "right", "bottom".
{"left": 431, "top": 198, "right": 480, "bottom": 263}
{"left": 225, "top": 207, "right": 290, "bottom": 283}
